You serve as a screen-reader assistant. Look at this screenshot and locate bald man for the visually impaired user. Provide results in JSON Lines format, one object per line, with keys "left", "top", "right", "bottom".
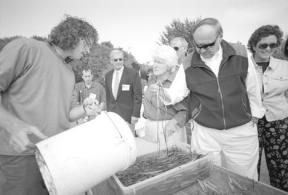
{"left": 165, "top": 18, "right": 265, "bottom": 180}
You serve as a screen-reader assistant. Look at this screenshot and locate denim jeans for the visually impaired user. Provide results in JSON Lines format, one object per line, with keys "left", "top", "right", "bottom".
{"left": 0, "top": 155, "right": 49, "bottom": 195}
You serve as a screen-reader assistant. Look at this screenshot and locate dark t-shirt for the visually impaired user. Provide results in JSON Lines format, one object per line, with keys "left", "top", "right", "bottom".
{"left": 256, "top": 61, "right": 270, "bottom": 72}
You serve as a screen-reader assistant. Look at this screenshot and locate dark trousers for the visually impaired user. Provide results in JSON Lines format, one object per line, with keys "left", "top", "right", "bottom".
{"left": 257, "top": 116, "right": 288, "bottom": 192}
{"left": 0, "top": 155, "right": 49, "bottom": 195}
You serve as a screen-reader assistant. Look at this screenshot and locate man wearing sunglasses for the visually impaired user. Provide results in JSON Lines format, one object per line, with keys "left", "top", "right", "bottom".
{"left": 104, "top": 49, "right": 142, "bottom": 135}
{"left": 163, "top": 18, "right": 264, "bottom": 180}
{"left": 170, "top": 37, "right": 192, "bottom": 70}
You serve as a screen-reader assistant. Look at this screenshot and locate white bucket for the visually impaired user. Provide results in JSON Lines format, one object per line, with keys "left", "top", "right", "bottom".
{"left": 35, "top": 112, "right": 136, "bottom": 195}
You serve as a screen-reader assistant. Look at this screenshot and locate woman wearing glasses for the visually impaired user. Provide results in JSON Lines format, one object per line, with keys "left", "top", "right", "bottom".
{"left": 248, "top": 25, "right": 288, "bottom": 192}
{"left": 141, "top": 45, "right": 187, "bottom": 149}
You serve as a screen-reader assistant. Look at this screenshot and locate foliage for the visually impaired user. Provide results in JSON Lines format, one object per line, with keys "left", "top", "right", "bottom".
{"left": 0, "top": 36, "right": 21, "bottom": 51}
{"left": 160, "top": 18, "right": 201, "bottom": 53}
{"left": 31, "top": 35, "right": 48, "bottom": 42}
{"left": 70, "top": 41, "right": 136, "bottom": 84}
{"left": 71, "top": 42, "right": 113, "bottom": 85}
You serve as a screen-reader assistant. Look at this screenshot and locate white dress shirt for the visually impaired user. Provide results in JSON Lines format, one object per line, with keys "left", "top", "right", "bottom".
{"left": 112, "top": 66, "right": 124, "bottom": 98}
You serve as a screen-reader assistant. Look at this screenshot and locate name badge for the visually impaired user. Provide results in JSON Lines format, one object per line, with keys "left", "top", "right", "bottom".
{"left": 122, "top": 84, "right": 130, "bottom": 91}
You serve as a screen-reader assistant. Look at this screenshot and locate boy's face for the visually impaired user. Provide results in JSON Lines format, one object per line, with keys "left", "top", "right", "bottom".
{"left": 82, "top": 70, "right": 93, "bottom": 86}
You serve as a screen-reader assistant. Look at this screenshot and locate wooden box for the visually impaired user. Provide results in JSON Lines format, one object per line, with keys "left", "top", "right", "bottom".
{"left": 111, "top": 139, "right": 212, "bottom": 195}
{"left": 175, "top": 165, "right": 288, "bottom": 195}
{"left": 108, "top": 139, "right": 287, "bottom": 195}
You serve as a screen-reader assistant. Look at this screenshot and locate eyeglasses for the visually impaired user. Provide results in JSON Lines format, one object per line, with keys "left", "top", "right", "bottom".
{"left": 257, "top": 43, "right": 278, "bottom": 50}
{"left": 113, "top": 58, "right": 123, "bottom": 62}
{"left": 194, "top": 37, "right": 218, "bottom": 50}
{"left": 173, "top": 46, "right": 180, "bottom": 51}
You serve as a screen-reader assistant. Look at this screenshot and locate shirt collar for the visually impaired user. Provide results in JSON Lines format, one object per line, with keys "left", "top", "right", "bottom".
{"left": 114, "top": 66, "right": 124, "bottom": 72}
{"left": 200, "top": 45, "right": 223, "bottom": 65}
{"left": 267, "top": 56, "right": 278, "bottom": 70}
{"left": 253, "top": 56, "right": 276, "bottom": 71}
{"left": 84, "top": 82, "right": 95, "bottom": 89}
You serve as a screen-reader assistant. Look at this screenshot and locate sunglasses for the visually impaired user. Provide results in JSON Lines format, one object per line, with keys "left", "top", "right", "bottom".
{"left": 195, "top": 40, "right": 217, "bottom": 50}
{"left": 113, "top": 58, "right": 123, "bottom": 62}
{"left": 194, "top": 36, "right": 218, "bottom": 50}
{"left": 257, "top": 43, "right": 278, "bottom": 50}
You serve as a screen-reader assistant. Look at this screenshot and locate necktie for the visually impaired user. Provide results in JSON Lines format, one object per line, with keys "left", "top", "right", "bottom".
{"left": 113, "top": 71, "right": 121, "bottom": 99}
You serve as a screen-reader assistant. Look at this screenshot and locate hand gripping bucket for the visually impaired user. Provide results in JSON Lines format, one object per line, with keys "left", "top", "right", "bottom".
{"left": 35, "top": 112, "right": 136, "bottom": 195}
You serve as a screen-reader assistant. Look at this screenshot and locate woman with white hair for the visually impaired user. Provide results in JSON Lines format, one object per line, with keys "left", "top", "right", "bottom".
{"left": 141, "top": 45, "right": 187, "bottom": 149}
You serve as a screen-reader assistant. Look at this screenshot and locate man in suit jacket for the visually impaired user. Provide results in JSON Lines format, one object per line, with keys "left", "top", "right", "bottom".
{"left": 105, "top": 49, "right": 142, "bottom": 128}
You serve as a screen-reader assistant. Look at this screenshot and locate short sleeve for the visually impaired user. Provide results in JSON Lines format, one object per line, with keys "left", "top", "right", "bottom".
{"left": 0, "top": 38, "right": 30, "bottom": 92}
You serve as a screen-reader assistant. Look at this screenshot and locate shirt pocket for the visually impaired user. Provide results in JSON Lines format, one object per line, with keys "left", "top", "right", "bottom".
{"left": 269, "top": 74, "right": 288, "bottom": 92}
{"left": 271, "top": 75, "right": 288, "bottom": 81}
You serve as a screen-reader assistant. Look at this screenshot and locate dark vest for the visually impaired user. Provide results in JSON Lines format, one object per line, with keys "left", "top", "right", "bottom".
{"left": 185, "top": 40, "right": 251, "bottom": 130}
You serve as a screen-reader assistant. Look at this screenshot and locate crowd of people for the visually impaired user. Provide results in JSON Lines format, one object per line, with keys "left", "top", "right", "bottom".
{"left": 0, "top": 15, "right": 287, "bottom": 195}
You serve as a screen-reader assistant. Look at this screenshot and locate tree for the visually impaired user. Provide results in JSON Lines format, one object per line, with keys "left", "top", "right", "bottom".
{"left": 0, "top": 36, "right": 21, "bottom": 51}
{"left": 101, "top": 41, "right": 114, "bottom": 49}
{"left": 31, "top": 35, "right": 47, "bottom": 42}
{"left": 71, "top": 41, "right": 138, "bottom": 85}
{"left": 160, "top": 18, "right": 201, "bottom": 53}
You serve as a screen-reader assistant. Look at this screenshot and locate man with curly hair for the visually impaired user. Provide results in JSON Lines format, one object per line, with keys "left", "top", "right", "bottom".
{"left": 0, "top": 16, "right": 98, "bottom": 194}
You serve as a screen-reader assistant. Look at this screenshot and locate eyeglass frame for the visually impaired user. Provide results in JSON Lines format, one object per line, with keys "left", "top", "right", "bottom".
{"left": 257, "top": 43, "right": 278, "bottom": 50}
{"left": 113, "top": 58, "right": 123, "bottom": 62}
{"left": 193, "top": 36, "right": 219, "bottom": 50}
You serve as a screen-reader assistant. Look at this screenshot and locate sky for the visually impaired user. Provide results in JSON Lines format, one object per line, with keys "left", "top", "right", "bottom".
{"left": 0, "top": 0, "right": 287, "bottom": 63}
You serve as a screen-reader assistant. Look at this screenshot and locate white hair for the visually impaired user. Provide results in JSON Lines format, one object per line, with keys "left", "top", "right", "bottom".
{"left": 152, "top": 45, "right": 178, "bottom": 69}
{"left": 170, "top": 37, "right": 188, "bottom": 48}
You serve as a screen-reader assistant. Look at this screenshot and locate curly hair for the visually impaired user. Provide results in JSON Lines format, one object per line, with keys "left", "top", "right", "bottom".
{"left": 48, "top": 16, "right": 98, "bottom": 50}
{"left": 247, "top": 25, "right": 283, "bottom": 54}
